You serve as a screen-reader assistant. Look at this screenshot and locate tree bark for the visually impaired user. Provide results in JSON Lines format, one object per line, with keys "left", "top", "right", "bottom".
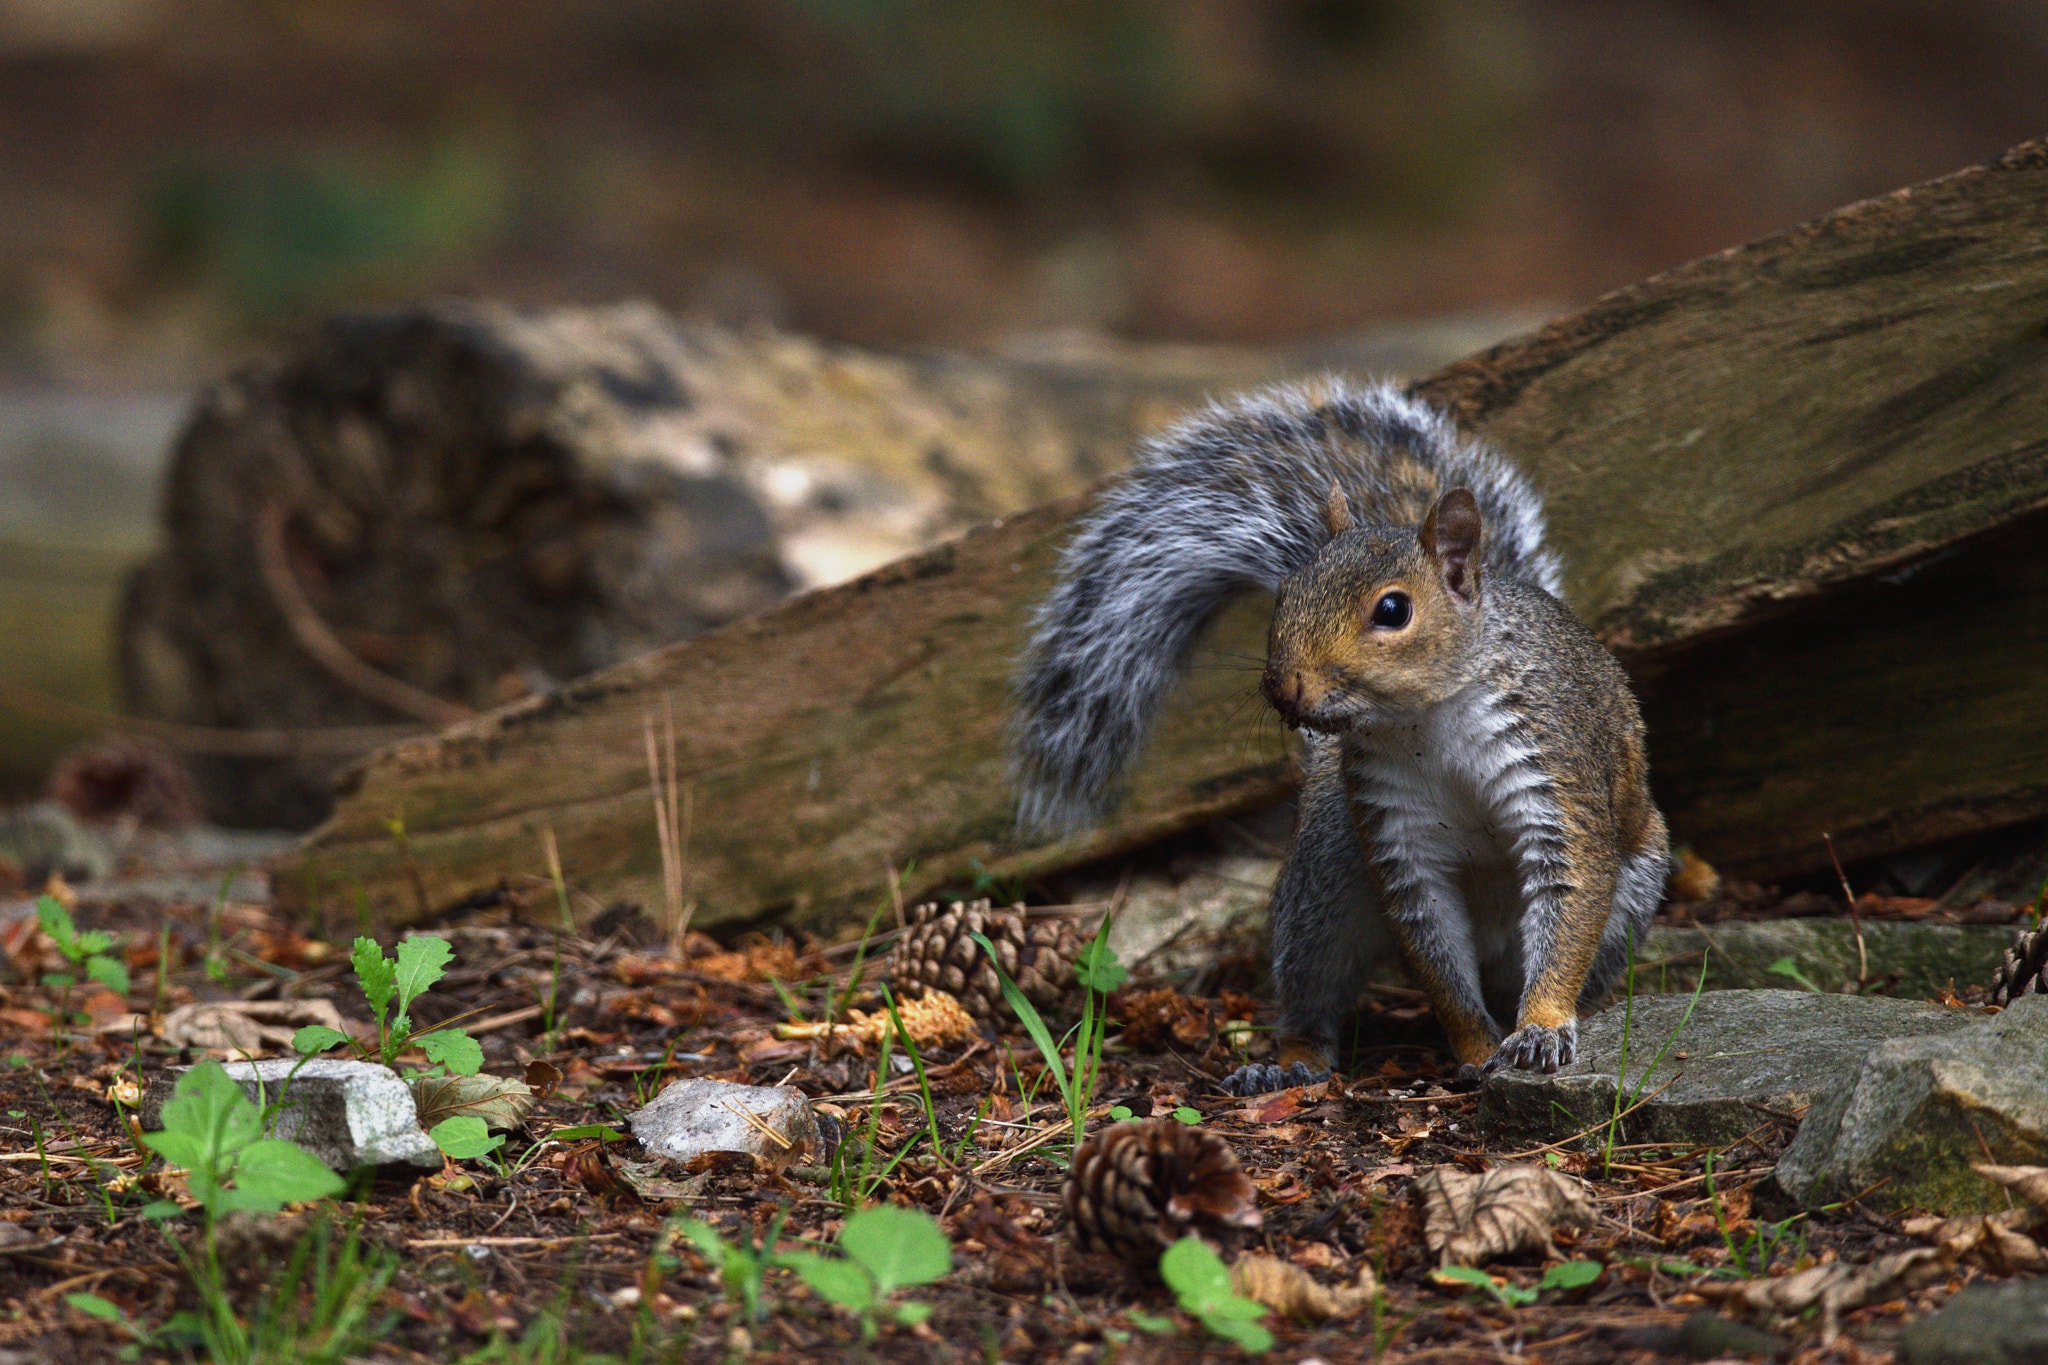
{"left": 273, "top": 140, "right": 2048, "bottom": 934}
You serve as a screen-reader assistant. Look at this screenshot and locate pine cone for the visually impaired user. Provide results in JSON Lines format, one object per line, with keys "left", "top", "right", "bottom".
{"left": 889, "top": 899, "right": 1079, "bottom": 1023}
{"left": 1063, "top": 1118, "right": 1261, "bottom": 1264}
{"left": 1991, "top": 924, "right": 2048, "bottom": 1006}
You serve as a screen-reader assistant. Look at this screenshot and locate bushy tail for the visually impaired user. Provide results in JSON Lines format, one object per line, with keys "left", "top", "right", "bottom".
{"left": 1010, "top": 379, "right": 1560, "bottom": 834}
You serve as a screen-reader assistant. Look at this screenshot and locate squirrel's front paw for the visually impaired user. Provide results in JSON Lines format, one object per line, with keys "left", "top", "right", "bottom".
{"left": 1219, "top": 1061, "right": 1329, "bottom": 1096}
{"left": 1481, "top": 1020, "right": 1578, "bottom": 1075}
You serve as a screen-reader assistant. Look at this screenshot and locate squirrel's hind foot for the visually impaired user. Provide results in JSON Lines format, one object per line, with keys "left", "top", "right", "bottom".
{"left": 1479, "top": 1020, "right": 1578, "bottom": 1076}
{"left": 1219, "top": 1060, "right": 1329, "bottom": 1096}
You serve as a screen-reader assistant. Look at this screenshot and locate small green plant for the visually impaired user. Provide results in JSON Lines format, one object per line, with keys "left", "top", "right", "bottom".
{"left": 34, "top": 895, "right": 129, "bottom": 1018}
{"left": 1706, "top": 1153, "right": 1806, "bottom": 1274}
{"left": 672, "top": 1209, "right": 787, "bottom": 1325}
{"left": 139, "top": 1061, "right": 344, "bottom": 1221}
{"left": 1158, "top": 1236, "right": 1272, "bottom": 1353}
{"left": 1431, "top": 1260, "right": 1601, "bottom": 1309}
{"left": 293, "top": 935, "right": 486, "bottom": 1159}
{"left": 1765, "top": 956, "right": 1823, "bottom": 993}
{"left": 1109, "top": 1104, "right": 1202, "bottom": 1124}
{"left": 972, "top": 914, "right": 1125, "bottom": 1154}
{"left": 778, "top": 1204, "right": 951, "bottom": 1340}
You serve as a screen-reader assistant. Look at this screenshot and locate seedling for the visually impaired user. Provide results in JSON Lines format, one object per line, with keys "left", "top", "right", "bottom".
{"left": 292, "top": 935, "right": 486, "bottom": 1159}
{"left": 669, "top": 1207, "right": 791, "bottom": 1324}
{"left": 1159, "top": 1236, "right": 1272, "bottom": 1353}
{"left": 1431, "top": 1260, "right": 1602, "bottom": 1309}
{"left": 139, "top": 1061, "right": 344, "bottom": 1221}
{"left": 1765, "top": 956, "right": 1824, "bottom": 993}
{"left": 34, "top": 895, "right": 129, "bottom": 1021}
{"left": 1110, "top": 1104, "right": 1202, "bottom": 1124}
{"left": 972, "top": 914, "right": 1125, "bottom": 1154}
{"left": 778, "top": 1204, "right": 951, "bottom": 1340}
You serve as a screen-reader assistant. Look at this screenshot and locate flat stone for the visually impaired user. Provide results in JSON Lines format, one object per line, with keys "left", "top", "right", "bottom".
{"left": 141, "top": 1059, "right": 441, "bottom": 1170}
{"left": 628, "top": 1078, "right": 819, "bottom": 1170}
{"left": 1635, "top": 919, "right": 2015, "bottom": 999}
{"left": 1479, "top": 990, "right": 1980, "bottom": 1148}
{"left": 1897, "top": 1278, "right": 2048, "bottom": 1365}
{"left": 1775, "top": 994, "right": 2048, "bottom": 1213}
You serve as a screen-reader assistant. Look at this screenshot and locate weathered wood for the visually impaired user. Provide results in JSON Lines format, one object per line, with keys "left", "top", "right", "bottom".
{"left": 276, "top": 140, "right": 2048, "bottom": 933}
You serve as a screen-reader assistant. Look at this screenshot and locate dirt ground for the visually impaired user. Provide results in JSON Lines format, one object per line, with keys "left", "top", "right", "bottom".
{"left": 0, "top": 876, "right": 2019, "bottom": 1365}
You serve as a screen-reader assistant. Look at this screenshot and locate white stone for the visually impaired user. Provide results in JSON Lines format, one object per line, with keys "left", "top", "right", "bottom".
{"left": 628, "top": 1078, "right": 819, "bottom": 1169}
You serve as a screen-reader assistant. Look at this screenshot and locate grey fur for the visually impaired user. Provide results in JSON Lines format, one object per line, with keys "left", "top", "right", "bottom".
{"left": 1010, "top": 380, "right": 1562, "bottom": 834}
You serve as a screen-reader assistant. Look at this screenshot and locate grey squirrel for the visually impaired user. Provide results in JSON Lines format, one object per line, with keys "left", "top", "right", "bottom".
{"left": 1010, "top": 380, "right": 1670, "bottom": 1094}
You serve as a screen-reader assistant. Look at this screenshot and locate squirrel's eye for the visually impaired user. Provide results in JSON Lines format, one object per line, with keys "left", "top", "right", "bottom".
{"left": 1369, "top": 592, "right": 1411, "bottom": 629}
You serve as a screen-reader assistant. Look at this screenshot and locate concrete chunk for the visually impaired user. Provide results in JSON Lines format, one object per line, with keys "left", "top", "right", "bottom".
{"left": 1776, "top": 994, "right": 2048, "bottom": 1214}
{"left": 1479, "top": 990, "right": 1979, "bottom": 1148}
{"left": 628, "top": 1078, "right": 819, "bottom": 1170}
{"left": 142, "top": 1059, "right": 442, "bottom": 1170}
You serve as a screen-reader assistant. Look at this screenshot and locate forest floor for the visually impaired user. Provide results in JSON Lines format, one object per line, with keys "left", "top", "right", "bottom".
{"left": 0, "top": 877, "right": 2016, "bottom": 1365}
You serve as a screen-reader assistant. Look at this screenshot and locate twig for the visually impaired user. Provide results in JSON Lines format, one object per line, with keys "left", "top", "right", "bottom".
{"left": 1823, "top": 832, "right": 1869, "bottom": 985}
{"left": 255, "top": 501, "right": 473, "bottom": 728}
{"left": 1491, "top": 1073, "right": 1684, "bottom": 1159}
{"left": 467, "top": 1004, "right": 547, "bottom": 1035}
{"left": 406, "top": 1234, "right": 627, "bottom": 1249}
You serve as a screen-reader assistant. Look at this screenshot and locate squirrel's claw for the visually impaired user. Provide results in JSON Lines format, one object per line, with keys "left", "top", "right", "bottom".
{"left": 1480, "top": 1020, "right": 1578, "bottom": 1075}
{"left": 1219, "top": 1060, "right": 1329, "bottom": 1096}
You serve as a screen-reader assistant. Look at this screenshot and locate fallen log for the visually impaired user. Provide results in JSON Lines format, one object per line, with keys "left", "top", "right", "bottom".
{"left": 274, "top": 139, "right": 2048, "bottom": 935}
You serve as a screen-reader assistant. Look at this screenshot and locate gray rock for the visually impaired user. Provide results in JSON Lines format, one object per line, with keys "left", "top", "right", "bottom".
{"left": 1775, "top": 994, "right": 2048, "bottom": 1213}
{"left": 629, "top": 1078, "right": 820, "bottom": 1169}
{"left": 142, "top": 1059, "right": 441, "bottom": 1170}
{"left": 1479, "top": 990, "right": 1980, "bottom": 1148}
{"left": 1897, "top": 1279, "right": 2048, "bottom": 1365}
{"left": 1635, "top": 920, "right": 2014, "bottom": 999}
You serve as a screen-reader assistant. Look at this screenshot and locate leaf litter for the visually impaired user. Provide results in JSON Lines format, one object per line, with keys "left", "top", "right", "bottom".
{"left": 0, "top": 875, "right": 2017, "bottom": 1363}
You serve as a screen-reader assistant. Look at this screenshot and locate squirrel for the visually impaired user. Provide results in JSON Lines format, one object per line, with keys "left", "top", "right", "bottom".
{"left": 1010, "top": 379, "right": 1670, "bottom": 1095}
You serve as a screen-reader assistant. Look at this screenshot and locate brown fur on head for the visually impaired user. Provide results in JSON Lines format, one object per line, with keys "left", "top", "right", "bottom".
{"left": 1262, "top": 488, "right": 1485, "bottom": 731}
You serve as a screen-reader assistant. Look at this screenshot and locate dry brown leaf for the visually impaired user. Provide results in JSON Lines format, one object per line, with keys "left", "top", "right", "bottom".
{"left": 1697, "top": 1245, "right": 1950, "bottom": 1344}
{"left": 1229, "top": 1252, "right": 1376, "bottom": 1322}
{"left": 1898, "top": 1163, "right": 2048, "bottom": 1274}
{"left": 1414, "top": 1163, "right": 1597, "bottom": 1266}
{"left": 157, "top": 999, "right": 349, "bottom": 1054}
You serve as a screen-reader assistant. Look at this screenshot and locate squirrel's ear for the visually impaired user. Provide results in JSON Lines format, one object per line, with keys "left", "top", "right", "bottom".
{"left": 1420, "top": 488, "right": 1482, "bottom": 602}
{"left": 1322, "top": 480, "right": 1352, "bottom": 537}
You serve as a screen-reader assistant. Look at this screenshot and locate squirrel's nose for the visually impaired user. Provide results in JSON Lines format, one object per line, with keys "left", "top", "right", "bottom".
{"left": 1262, "top": 669, "right": 1307, "bottom": 727}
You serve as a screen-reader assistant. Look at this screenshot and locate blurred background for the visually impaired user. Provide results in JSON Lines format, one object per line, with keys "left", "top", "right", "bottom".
{"left": 1, "top": 0, "right": 2045, "bottom": 807}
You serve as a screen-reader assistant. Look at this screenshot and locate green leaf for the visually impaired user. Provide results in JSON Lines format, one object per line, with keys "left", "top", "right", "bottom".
{"left": 786, "top": 1252, "right": 874, "bottom": 1310}
{"left": 430, "top": 1115, "right": 504, "bottom": 1160}
{"left": 1073, "top": 929, "right": 1127, "bottom": 994}
{"left": 152, "top": 1062, "right": 263, "bottom": 1189}
{"left": 221, "top": 1139, "right": 343, "bottom": 1211}
{"left": 392, "top": 935, "right": 454, "bottom": 1017}
{"left": 139, "top": 1200, "right": 182, "bottom": 1221}
{"left": 893, "top": 1301, "right": 932, "bottom": 1326}
{"left": 1202, "top": 1315, "right": 1274, "bottom": 1353}
{"left": 75, "top": 930, "right": 115, "bottom": 958}
{"left": 1108, "top": 1105, "right": 1134, "bottom": 1122}
{"left": 1160, "top": 1236, "right": 1235, "bottom": 1307}
{"left": 41, "top": 972, "right": 73, "bottom": 992}
{"left": 551, "top": 1123, "right": 629, "bottom": 1143}
{"left": 1431, "top": 1265, "right": 1536, "bottom": 1307}
{"left": 351, "top": 938, "right": 396, "bottom": 1021}
{"left": 838, "top": 1204, "right": 952, "bottom": 1295}
{"left": 1540, "top": 1260, "right": 1603, "bottom": 1292}
{"left": 672, "top": 1217, "right": 730, "bottom": 1269}
{"left": 411, "top": 1071, "right": 535, "bottom": 1131}
{"left": 85, "top": 956, "right": 130, "bottom": 996}
{"left": 1174, "top": 1106, "right": 1202, "bottom": 1125}
{"left": 293, "top": 1025, "right": 352, "bottom": 1056}
{"left": 415, "top": 1029, "right": 484, "bottom": 1078}
{"left": 1766, "top": 956, "right": 1821, "bottom": 993}
{"left": 1125, "top": 1310, "right": 1174, "bottom": 1334}
{"left": 969, "top": 931, "right": 1072, "bottom": 1111}
{"left": 66, "top": 1292, "right": 122, "bottom": 1321}
{"left": 35, "top": 896, "right": 77, "bottom": 955}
